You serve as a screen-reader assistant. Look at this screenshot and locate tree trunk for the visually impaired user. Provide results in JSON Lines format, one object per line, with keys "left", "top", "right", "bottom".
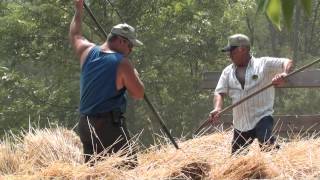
{"left": 308, "top": 0, "right": 320, "bottom": 54}
{"left": 246, "top": 14, "right": 255, "bottom": 47}
{"left": 267, "top": 19, "right": 279, "bottom": 56}
{"left": 292, "top": 1, "right": 301, "bottom": 61}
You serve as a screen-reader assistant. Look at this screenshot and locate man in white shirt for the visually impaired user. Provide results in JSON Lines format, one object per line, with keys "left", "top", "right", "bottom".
{"left": 209, "top": 34, "right": 293, "bottom": 154}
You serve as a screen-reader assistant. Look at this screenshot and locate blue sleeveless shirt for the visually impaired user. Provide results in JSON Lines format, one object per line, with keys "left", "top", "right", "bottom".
{"left": 80, "top": 46, "right": 127, "bottom": 115}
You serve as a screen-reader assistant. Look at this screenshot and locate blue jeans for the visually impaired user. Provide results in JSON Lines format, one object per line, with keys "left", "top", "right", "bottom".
{"left": 231, "top": 116, "right": 278, "bottom": 154}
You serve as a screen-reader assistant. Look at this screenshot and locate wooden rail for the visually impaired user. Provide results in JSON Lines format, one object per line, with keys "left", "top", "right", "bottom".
{"left": 209, "top": 114, "right": 320, "bottom": 137}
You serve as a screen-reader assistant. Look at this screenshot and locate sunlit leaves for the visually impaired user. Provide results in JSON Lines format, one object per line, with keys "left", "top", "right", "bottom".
{"left": 174, "top": 2, "right": 184, "bottom": 13}
{"left": 256, "top": 0, "right": 314, "bottom": 30}
{"left": 267, "top": 0, "right": 282, "bottom": 30}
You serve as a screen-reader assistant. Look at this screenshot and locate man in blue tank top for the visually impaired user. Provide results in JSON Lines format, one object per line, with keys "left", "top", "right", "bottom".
{"left": 69, "top": 0, "right": 144, "bottom": 167}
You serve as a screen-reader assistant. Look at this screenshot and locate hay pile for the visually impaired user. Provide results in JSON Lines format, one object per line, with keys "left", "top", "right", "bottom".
{"left": 0, "top": 127, "right": 320, "bottom": 179}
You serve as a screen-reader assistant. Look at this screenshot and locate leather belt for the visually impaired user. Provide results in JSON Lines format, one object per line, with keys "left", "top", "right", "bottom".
{"left": 81, "top": 111, "right": 113, "bottom": 119}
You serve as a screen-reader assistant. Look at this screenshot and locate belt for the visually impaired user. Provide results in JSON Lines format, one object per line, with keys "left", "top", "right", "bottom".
{"left": 81, "top": 110, "right": 125, "bottom": 126}
{"left": 81, "top": 109, "right": 124, "bottom": 118}
{"left": 81, "top": 111, "right": 114, "bottom": 119}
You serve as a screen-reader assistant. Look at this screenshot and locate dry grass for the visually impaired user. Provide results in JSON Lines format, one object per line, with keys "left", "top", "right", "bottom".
{"left": 0, "top": 127, "right": 320, "bottom": 179}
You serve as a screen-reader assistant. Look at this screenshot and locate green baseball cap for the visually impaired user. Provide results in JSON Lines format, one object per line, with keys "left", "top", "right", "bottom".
{"left": 221, "top": 34, "right": 250, "bottom": 52}
{"left": 110, "top": 23, "right": 143, "bottom": 46}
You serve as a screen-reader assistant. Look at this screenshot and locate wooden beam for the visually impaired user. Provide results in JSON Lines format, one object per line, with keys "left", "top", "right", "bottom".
{"left": 200, "top": 69, "right": 320, "bottom": 89}
{"left": 212, "top": 114, "right": 320, "bottom": 137}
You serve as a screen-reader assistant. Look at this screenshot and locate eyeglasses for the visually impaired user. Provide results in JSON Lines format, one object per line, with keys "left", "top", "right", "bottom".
{"left": 118, "top": 36, "right": 133, "bottom": 49}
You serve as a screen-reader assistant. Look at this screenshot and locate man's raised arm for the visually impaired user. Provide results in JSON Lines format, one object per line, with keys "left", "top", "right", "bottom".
{"left": 69, "top": 0, "right": 94, "bottom": 64}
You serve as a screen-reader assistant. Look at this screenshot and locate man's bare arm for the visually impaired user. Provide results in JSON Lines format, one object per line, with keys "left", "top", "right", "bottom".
{"left": 214, "top": 93, "right": 224, "bottom": 111}
{"left": 209, "top": 93, "right": 225, "bottom": 122}
{"left": 272, "top": 58, "right": 294, "bottom": 85}
{"left": 69, "top": 0, "right": 94, "bottom": 65}
{"left": 117, "top": 58, "right": 144, "bottom": 99}
{"left": 283, "top": 58, "right": 294, "bottom": 74}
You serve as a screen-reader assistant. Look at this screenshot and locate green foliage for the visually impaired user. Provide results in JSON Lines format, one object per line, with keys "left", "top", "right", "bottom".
{"left": 281, "top": 0, "right": 295, "bottom": 28}
{"left": 266, "top": 0, "right": 282, "bottom": 30}
{"left": 0, "top": 1, "right": 79, "bottom": 135}
{"left": 0, "top": 69, "right": 78, "bottom": 134}
{"left": 257, "top": 0, "right": 314, "bottom": 30}
{"left": 300, "top": 0, "right": 313, "bottom": 16}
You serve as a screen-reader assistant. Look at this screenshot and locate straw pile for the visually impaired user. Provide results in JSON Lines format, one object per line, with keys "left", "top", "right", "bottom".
{"left": 1, "top": 127, "right": 320, "bottom": 179}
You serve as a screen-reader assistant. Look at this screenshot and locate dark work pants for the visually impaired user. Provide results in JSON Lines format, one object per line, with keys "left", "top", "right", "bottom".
{"left": 231, "top": 116, "right": 278, "bottom": 154}
{"left": 78, "top": 112, "right": 136, "bottom": 165}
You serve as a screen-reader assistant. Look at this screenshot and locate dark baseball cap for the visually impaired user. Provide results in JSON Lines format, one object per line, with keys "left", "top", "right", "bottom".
{"left": 221, "top": 34, "right": 250, "bottom": 52}
{"left": 110, "top": 23, "right": 143, "bottom": 46}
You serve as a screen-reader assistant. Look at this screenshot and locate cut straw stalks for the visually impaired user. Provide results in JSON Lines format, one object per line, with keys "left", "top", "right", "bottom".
{"left": 1, "top": 126, "right": 320, "bottom": 179}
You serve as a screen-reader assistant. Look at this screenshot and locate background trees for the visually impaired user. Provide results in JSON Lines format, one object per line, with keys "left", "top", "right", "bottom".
{"left": 0, "top": 0, "right": 319, "bottom": 145}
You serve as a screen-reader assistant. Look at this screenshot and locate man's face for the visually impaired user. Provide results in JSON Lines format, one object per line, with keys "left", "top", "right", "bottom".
{"left": 228, "top": 46, "right": 248, "bottom": 66}
{"left": 117, "top": 36, "right": 133, "bottom": 56}
{"left": 229, "top": 46, "right": 241, "bottom": 64}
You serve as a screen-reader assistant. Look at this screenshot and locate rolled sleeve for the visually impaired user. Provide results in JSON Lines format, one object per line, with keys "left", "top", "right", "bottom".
{"left": 215, "top": 68, "right": 229, "bottom": 95}
{"left": 263, "top": 57, "right": 287, "bottom": 73}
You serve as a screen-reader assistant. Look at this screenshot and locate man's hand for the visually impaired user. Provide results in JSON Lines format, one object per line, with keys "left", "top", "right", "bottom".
{"left": 272, "top": 72, "right": 288, "bottom": 86}
{"left": 209, "top": 108, "right": 221, "bottom": 123}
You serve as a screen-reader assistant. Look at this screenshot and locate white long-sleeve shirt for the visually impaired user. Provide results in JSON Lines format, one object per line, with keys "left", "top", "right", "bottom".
{"left": 215, "top": 56, "right": 287, "bottom": 131}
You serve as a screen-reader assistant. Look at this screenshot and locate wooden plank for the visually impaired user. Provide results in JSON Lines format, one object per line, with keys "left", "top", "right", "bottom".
{"left": 200, "top": 69, "right": 320, "bottom": 89}
{"left": 200, "top": 72, "right": 221, "bottom": 89}
{"left": 213, "top": 114, "right": 320, "bottom": 137}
